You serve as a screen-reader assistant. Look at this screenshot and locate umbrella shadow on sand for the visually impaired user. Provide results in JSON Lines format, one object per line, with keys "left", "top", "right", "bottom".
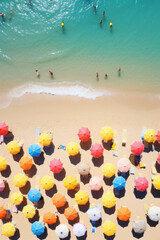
{"left": 104, "top": 233, "right": 115, "bottom": 240}
{"left": 4, "top": 131, "right": 14, "bottom": 144}
{"left": 134, "top": 188, "right": 147, "bottom": 199}
{"left": 78, "top": 201, "right": 90, "bottom": 213}
{"left": 60, "top": 232, "right": 71, "bottom": 240}
{"left": 69, "top": 153, "right": 81, "bottom": 165}
{"left": 154, "top": 140, "right": 160, "bottom": 152}
{"left": 132, "top": 229, "right": 144, "bottom": 239}
{"left": 92, "top": 156, "right": 104, "bottom": 167}
{"left": 45, "top": 184, "right": 57, "bottom": 198}
{"left": 117, "top": 218, "right": 129, "bottom": 227}
{"left": 19, "top": 181, "right": 31, "bottom": 195}
{"left": 103, "top": 176, "right": 115, "bottom": 186}
{"left": 57, "top": 202, "right": 69, "bottom": 214}
{"left": 80, "top": 139, "right": 92, "bottom": 151}
{"left": 146, "top": 215, "right": 159, "bottom": 227}
{"left": 102, "top": 140, "right": 113, "bottom": 151}
{"left": 76, "top": 232, "right": 87, "bottom": 240}
{"left": 151, "top": 185, "right": 160, "bottom": 198}
{"left": 80, "top": 174, "right": 92, "bottom": 185}
{"left": 37, "top": 227, "right": 48, "bottom": 240}
{"left": 113, "top": 189, "right": 125, "bottom": 198}
{"left": 0, "top": 182, "right": 10, "bottom": 198}
{"left": 18, "top": 196, "right": 27, "bottom": 211}
{"left": 24, "top": 165, "right": 37, "bottom": 178}
{"left": 33, "top": 152, "right": 45, "bottom": 165}
{"left": 155, "top": 162, "right": 160, "bottom": 173}
{"left": 43, "top": 143, "right": 55, "bottom": 155}
{"left": 10, "top": 228, "right": 20, "bottom": 240}
{"left": 90, "top": 218, "right": 102, "bottom": 227}
{"left": 54, "top": 169, "right": 66, "bottom": 181}
{"left": 68, "top": 215, "right": 80, "bottom": 226}
{"left": 1, "top": 165, "right": 11, "bottom": 178}
{"left": 103, "top": 206, "right": 115, "bottom": 215}
{"left": 13, "top": 148, "right": 24, "bottom": 162}
{"left": 91, "top": 188, "right": 104, "bottom": 199}
{"left": 29, "top": 210, "right": 40, "bottom": 223}
{"left": 48, "top": 216, "right": 60, "bottom": 230}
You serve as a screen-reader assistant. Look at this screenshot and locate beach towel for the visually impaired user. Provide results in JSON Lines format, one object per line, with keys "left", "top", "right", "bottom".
{"left": 36, "top": 128, "right": 40, "bottom": 136}
{"left": 58, "top": 145, "right": 66, "bottom": 150}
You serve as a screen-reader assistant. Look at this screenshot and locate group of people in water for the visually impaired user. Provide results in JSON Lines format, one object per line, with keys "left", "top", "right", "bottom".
{"left": 36, "top": 70, "right": 53, "bottom": 78}
{"left": 96, "top": 68, "right": 121, "bottom": 80}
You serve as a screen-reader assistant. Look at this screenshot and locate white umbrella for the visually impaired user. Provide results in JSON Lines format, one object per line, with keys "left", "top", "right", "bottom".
{"left": 133, "top": 220, "right": 146, "bottom": 234}
{"left": 77, "top": 162, "right": 91, "bottom": 176}
{"left": 87, "top": 207, "right": 101, "bottom": 221}
{"left": 148, "top": 206, "right": 160, "bottom": 222}
{"left": 73, "top": 223, "right": 87, "bottom": 237}
{"left": 55, "top": 224, "right": 69, "bottom": 239}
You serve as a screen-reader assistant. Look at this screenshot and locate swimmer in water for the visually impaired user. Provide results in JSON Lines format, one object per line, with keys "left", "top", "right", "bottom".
{"left": 0, "top": 13, "right": 5, "bottom": 21}
{"left": 61, "top": 22, "right": 64, "bottom": 28}
{"left": 8, "top": 11, "right": 15, "bottom": 21}
{"left": 36, "top": 70, "right": 40, "bottom": 78}
{"left": 104, "top": 74, "right": 108, "bottom": 79}
{"left": 49, "top": 70, "right": 53, "bottom": 77}
{"left": 102, "top": 11, "right": 105, "bottom": 16}
{"left": 100, "top": 19, "right": 102, "bottom": 24}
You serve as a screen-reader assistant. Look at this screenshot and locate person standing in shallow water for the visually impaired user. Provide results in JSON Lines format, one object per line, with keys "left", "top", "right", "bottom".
{"left": 96, "top": 72, "right": 99, "bottom": 80}
{"left": 49, "top": 70, "right": 54, "bottom": 78}
{"left": 0, "top": 13, "right": 5, "bottom": 21}
{"left": 118, "top": 67, "right": 121, "bottom": 76}
{"left": 36, "top": 70, "right": 40, "bottom": 78}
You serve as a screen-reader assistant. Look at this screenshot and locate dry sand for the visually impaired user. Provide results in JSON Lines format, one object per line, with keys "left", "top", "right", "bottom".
{"left": 0, "top": 93, "right": 160, "bottom": 240}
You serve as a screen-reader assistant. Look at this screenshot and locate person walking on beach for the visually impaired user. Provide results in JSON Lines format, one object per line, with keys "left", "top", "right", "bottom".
{"left": 36, "top": 70, "right": 40, "bottom": 78}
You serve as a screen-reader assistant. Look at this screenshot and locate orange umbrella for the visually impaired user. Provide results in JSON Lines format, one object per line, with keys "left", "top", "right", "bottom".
{"left": 117, "top": 206, "right": 131, "bottom": 221}
{"left": 19, "top": 156, "right": 33, "bottom": 170}
{"left": 52, "top": 193, "right": 66, "bottom": 208}
{"left": 43, "top": 212, "right": 57, "bottom": 225}
{"left": 64, "top": 207, "right": 78, "bottom": 221}
{"left": 0, "top": 206, "right": 7, "bottom": 219}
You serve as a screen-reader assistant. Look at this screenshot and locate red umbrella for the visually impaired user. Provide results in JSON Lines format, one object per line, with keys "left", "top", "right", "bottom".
{"left": 0, "top": 122, "right": 8, "bottom": 135}
{"left": 157, "top": 153, "right": 160, "bottom": 164}
{"left": 131, "top": 141, "right": 144, "bottom": 155}
{"left": 156, "top": 131, "right": 160, "bottom": 142}
{"left": 90, "top": 143, "right": 103, "bottom": 158}
{"left": 78, "top": 127, "right": 90, "bottom": 142}
{"left": 50, "top": 159, "right": 63, "bottom": 173}
{"left": 135, "top": 177, "right": 148, "bottom": 191}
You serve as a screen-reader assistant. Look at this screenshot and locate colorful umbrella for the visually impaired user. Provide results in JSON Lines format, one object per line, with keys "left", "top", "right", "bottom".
{"left": 7, "top": 141, "right": 20, "bottom": 155}
{"left": 0, "top": 207, "right": 7, "bottom": 219}
{"left": 0, "top": 179, "right": 5, "bottom": 192}
{"left": 90, "top": 143, "right": 103, "bottom": 158}
{"left": 63, "top": 176, "right": 77, "bottom": 190}
{"left": 156, "top": 131, "right": 160, "bottom": 142}
{"left": 19, "top": 156, "right": 33, "bottom": 170}
{"left": 1, "top": 223, "right": 16, "bottom": 237}
{"left": 0, "top": 122, "right": 8, "bottom": 135}
{"left": 22, "top": 205, "right": 36, "bottom": 218}
{"left": 113, "top": 176, "right": 126, "bottom": 190}
{"left": 28, "top": 144, "right": 41, "bottom": 157}
{"left": 11, "top": 192, "right": 23, "bottom": 205}
{"left": 148, "top": 206, "right": 160, "bottom": 222}
{"left": 135, "top": 177, "right": 148, "bottom": 191}
{"left": 78, "top": 127, "right": 90, "bottom": 142}
{"left": 75, "top": 191, "right": 88, "bottom": 205}
{"left": 31, "top": 221, "right": 45, "bottom": 236}
{"left": 153, "top": 175, "right": 160, "bottom": 190}
{"left": 73, "top": 223, "right": 87, "bottom": 237}
{"left": 28, "top": 189, "right": 41, "bottom": 203}
{"left": 64, "top": 207, "right": 78, "bottom": 221}
{"left": 117, "top": 158, "right": 131, "bottom": 173}
{"left": 131, "top": 141, "right": 144, "bottom": 155}
{"left": 87, "top": 207, "right": 101, "bottom": 221}
{"left": 55, "top": 224, "right": 69, "bottom": 239}
{"left": 49, "top": 158, "right": 63, "bottom": 173}
{"left": 102, "top": 221, "right": 116, "bottom": 236}
{"left": 117, "top": 207, "right": 131, "bottom": 221}
{"left": 40, "top": 176, "right": 54, "bottom": 190}
{"left": 43, "top": 212, "right": 57, "bottom": 225}
{"left": 77, "top": 162, "right": 91, "bottom": 175}
{"left": 89, "top": 176, "right": 103, "bottom": 191}
{"left": 102, "top": 192, "right": 116, "bottom": 208}
{"left": 157, "top": 152, "right": 160, "bottom": 164}
{"left": 100, "top": 126, "right": 114, "bottom": 141}
{"left": 0, "top": 157, "right": 7, "bottom": 171}
{"left": 102, "top": 163, "right": 116, "bottom": 178}
{"left": 39, "top": 133, "right": 52, "bottom": 147}
{"left": 13, "top": 173, "right": 28, "bottom": 188}
{"left": 52, "top": 193, "right": 66, "bottom": 208}
{"left": 66, "top": 142, "right": 80, "bottom": 156}
{"left": 144, "top": 129, "right": 156, "bottom": 143}
{"left": 133, "top": 220, "right": 146, "bottom": 234}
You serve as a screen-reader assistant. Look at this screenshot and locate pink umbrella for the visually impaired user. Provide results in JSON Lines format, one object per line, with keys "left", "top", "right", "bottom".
{"left": 131, "top": 141, "right": 144, "bottom": 155}
{"left": 89, "top": 177, "right": 103, "bottom": 191}
{"left": 135, "top": 177, "right": 148, "bottom": 191}
{"left": 50, "top": 159, "right": 63, "bottom": 173}
{"left": 0, "top": 122, "right": 8, "bottom": 135}
{"left": 156, "top": 131, "right": 160, "bottom": 143}
{"left": 0, "top": 179, "right": 5, "bottom": 192}
{"left": 157, "top": 153, "right": 160, "bottom": 165}
{"left": 117, "top": 158, "right": 131, "bottom": 173}
{"left": 90, "top": 143, "right": 103, "bottom": 158}
{"left": 78, "top": 127, "right": 90, "bottom": 142}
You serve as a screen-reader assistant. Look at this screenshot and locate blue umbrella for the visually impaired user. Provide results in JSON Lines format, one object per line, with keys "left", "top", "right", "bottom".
{"left": 28, "top": 189, "right": 41, "bottom": 203}
{"left": 113, "top": 176, "right": 126, "bottom": 190}
{"left": 28, "top": 144, "right": 41, "bottom": 157}
{"left": 31, "top": 221, "right": 45, "bottom": 236}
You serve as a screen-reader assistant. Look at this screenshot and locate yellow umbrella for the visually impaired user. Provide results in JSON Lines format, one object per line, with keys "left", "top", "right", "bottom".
{"left": 1, "top": 223, "right": 16, "bottom": 237}
{"left": 39, "top": 133, "right": 52, "bottom": 147}
{"left": 63, "top": 176, "right": 77, "bottom": 190}
{"left": 144, "top": 129, "right": 156, "bottom": 143}
{"left": 102, "top": 163, "right": 116, "bottom": 178}
{"left": 7, "top": 141, "right": 20, "bottom": 155}
{"left": 153, "top": 175, "right": 160, "bottom": 190}
{"left": 13, "top": 174, "right": 28, "bottom": 188}
{"left": 11, "top": 192, "right": 23, "bottom": 205}
{"left": 66, "top": 142, "right": 79, "bottom": 156}
{"left": 75, "top": 191, "right": 88, "bottom": 205}
{"left": 22, "top": 204, "right": 36, "bottom": 218}
{"left": 102, "top": 221, "right": 116, "bottom": 236}
{"left": 0, "top": 157, "right": 7, "bottom": 171}
{"left": 100, "top": 126, "right": 114, "bottom": 141}
{"left": 102, "top": 192, "right": 116, "bottom": 208}
{"left": 40, "top": 176, "right": 54, "bottom": 190}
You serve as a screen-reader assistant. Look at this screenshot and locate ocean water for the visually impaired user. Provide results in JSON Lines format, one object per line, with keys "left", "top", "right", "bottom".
{"left": 0, "top": 0, "right": 160, "bottom": 106}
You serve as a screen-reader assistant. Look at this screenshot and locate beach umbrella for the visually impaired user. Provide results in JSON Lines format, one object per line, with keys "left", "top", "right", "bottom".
{"left": 55, "top": 224, "right": 69, "bottom": 239}
{"left": 39, "top": 133, "right": 52, "bottom": 147}
{"left": 89, "top": 176, "right": 103, "bottom": 191}
{"left": 148, "top": 206, "right": 160, "bottom": 222}
{"left": 113, "top": 176, "right": 126, "bottom": 190}
{"left": 28, "top": 144, "right": 41, "bottom": 157}
{"left": 73, "top": 223, "right": 87, "bottom": 237}
{"left": 135, "top": 177, "right": 148, "bottom": 191}
{"left": 66, "top": 142, "right": 79, "bottom": 156}
{"left": 0, "top": 179, "right": 5, "bottom": 192}
{"left": 90, "top": 143, "right": 103, "bottom": 158}
{"left": 144, "top": 129, "right": 156, "bottom": 143}
{"left": 117, "top": 207, "right": 131, "bottom": 221}
{"left": 0, "top": 157, "right": 7, "bottom": 171}
{"left": 156, "top": 131, "right": 160, "bottom": 142}
{"left": 153, "top": 175, "right": 160, "bottom": 190}
{"left": 7, "top": 141, "right": 20, "bottom": 155}
{"left": 78, "top": 127, "right": 90, "bottom": 142}
{"left": 102, "top": 192, "right": 116, "bottom": 208}
{"left": 117, "top": 158, "right": 131, "bottom": 173}
{"left": 77, "top": 162, "right": 91, "bottom": 176}
{"left": 28, "top": 189, "right": 41, "bottom": 203}
{"left": 102, "top": 221, "right": 116, "bottom": 236}
{"left": 87, "top": 207, "right": 101, "bottom": 221}
{"left": 31, "top": 221, "right": 45, "bottom": 236}
{"left": 49, "top": 158, "right": 63, "bottom": 173}
{"left": 100, "top": 126, "right": 114, "bottom": 141}
{"left": 75, "top": 191, "right": 88, "bottom": 205}
{"left": 11, "top": 192, "right": 23, "bottom": 205}
{"left": 22, "top": 205, "right": 36, "bottom": 219}
{"left": 64, "top": 207, "right": 78, "bottom": 221}
{"left": 19, "top": 156, "right": 33, "bottom": 170}
{"left": 102, "top": 163, "right": 116, "bottom": 178}
{"left": 43, "top": 212, "right": 57, "bottom": 225}
{"left": 63, "top": 176, "right": 77, "bottom": 190}
{"left": 0, "top": 207, "right": 7, "bottom": 219}
{"left": 0, "top": 122, "right": 8, "bottom": 135}
{"left": 13, "top": 173, "right": 28, "bottom": 188}
{"left": 133, "top": 220, "right": 146, "bottom": 234}
{"left": 157, "top": 153, "right": 160, "bottom": 164}
{"left": 1, "top": 223, "right": 16, "bottom": 237}
{"left": 40, "top": 176, "right": 54, "bottom": 190}
{"left": 52, "top": 193, "right": 66, "bottom": 208}
{"left": 131, "top": 141, "right": 144, "bottom": 155}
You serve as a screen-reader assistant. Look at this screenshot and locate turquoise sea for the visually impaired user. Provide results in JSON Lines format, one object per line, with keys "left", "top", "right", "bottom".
{"left": 0, "top": 0, "right": 160, "bottom": 107}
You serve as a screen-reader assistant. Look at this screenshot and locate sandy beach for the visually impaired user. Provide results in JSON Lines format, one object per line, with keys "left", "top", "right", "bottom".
{"left": 0, "top": 93, "right": 160, "bottom": 240}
